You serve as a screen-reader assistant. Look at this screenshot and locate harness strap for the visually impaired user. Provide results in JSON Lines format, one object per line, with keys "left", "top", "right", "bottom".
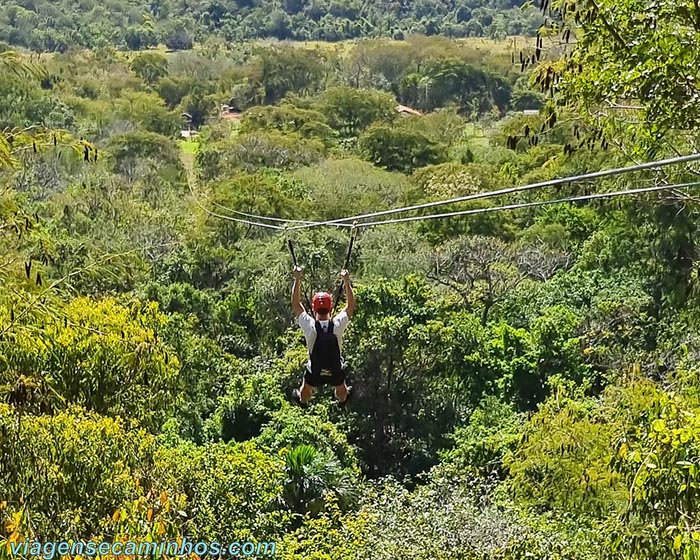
{"left": 287, "top": 238, "right": 298, "bottom": 266}
{"left": 334, "top": 224, "right": 357, "bottom": 309}
{"left": 287, "top": 237, "right": 313, "bottom": 312}
{"left": 315, "top": 320, "right": 334, "bottom": 335}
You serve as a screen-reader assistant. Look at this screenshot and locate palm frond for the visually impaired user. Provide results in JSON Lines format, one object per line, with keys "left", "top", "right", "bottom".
{"left": 0, "top": 51, "right": 43, "bottom": 79}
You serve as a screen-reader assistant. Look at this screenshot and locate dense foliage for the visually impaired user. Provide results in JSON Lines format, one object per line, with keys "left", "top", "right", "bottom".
{"left": 3, "top": 6, "right": 700, "bottom": 557}
{"left": 0, "top": 0, "right": 541, "bottom": 52}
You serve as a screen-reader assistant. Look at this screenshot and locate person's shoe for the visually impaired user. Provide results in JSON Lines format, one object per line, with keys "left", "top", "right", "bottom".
{"left": 292, "top": 388, "right": 309, "bottom": 409}
{"left": 336, "top": 385, "right": 353, "bottom": 409}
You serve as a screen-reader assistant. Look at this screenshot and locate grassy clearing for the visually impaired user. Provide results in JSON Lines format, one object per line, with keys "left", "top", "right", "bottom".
{"left": 179, "top": 139, "right": 199, "bottom": 156}
{"left": 463, "top": 122, "right": 492, "bottom": 149}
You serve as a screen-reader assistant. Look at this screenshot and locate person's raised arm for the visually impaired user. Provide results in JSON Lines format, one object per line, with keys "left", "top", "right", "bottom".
{"left": 292, "top": 266, "right": 305, "bottom": 317}
{"left": 340, "top": 269, "right": 355, "bottom": 319}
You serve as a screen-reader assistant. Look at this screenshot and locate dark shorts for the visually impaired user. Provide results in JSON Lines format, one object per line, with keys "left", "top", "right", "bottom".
{"left": 303, "top": 363, "right": 348, "bottom": 388}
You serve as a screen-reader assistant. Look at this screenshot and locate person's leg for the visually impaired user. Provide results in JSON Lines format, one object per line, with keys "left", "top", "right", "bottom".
{"left": 294, "top": 368, "right": 317, "bottom": 405}
{"left": 333, "top": 360, "right": 353, "bottom": 404}
{"left": 334, "top": 383, "right": 348, "bottom": 403}
{"left": 300, "top": 380, "right": 314, "bottom": 403}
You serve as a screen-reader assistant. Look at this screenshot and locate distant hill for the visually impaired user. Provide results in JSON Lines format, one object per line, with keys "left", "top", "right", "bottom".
{"left": 0, "top": 0, "right": 541, "bottom": 52}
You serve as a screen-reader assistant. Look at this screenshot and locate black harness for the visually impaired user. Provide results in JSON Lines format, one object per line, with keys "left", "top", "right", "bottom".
{"left": 310, "top": 320, "right": 342, "bottom": 377}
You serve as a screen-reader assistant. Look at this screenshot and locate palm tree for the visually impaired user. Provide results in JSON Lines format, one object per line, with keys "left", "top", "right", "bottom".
{"left": 280, "top": 445, "right": 358, "bottom": 518}
{"left": 1, "top": 51, "right": 27, "bottom": 74}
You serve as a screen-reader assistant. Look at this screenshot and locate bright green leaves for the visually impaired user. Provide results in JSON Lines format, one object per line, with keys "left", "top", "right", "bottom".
{"left": 545, "top": 0, "right": 700, "bottom": 150}
{"left": 506, "top": 388, "right": 625, "bottom": 517}
{"left": 278, "top": 497, "right": 369, "bottom": 560}
{"left": 0, "top": 405, "right": 159, "bottom": 540}
{"left": 651, "top": 418, "right": 666, "bottom": 433}
{"left": 0, "top": 297, "right": 181, "bottom": 430}
{"left": 608, "top": 383, "right": 700, "bottom": 557}
{"left": 156, "top": 440, "right": 289, "bottom": 541}
{"left": 256, "top": 405, "right": 358, "bottom": 471}
{"left": 443, "top": 396, "right": 523, "bottom": 476}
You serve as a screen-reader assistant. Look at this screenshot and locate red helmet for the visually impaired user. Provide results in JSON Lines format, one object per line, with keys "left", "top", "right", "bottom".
{"left": 312, "top": 292, "right": 332, "bottom": 313}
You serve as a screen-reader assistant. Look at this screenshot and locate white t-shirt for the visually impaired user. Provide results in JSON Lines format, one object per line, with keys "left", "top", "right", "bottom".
{"left": 297, "top": 310, "right": 350, "bottom": 370}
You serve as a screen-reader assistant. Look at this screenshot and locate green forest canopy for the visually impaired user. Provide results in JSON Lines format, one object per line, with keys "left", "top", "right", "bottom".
{"left": 0, "top": 0, "right": 541, "bottom": 51}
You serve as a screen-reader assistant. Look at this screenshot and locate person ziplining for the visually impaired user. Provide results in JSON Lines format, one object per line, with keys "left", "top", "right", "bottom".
{"left": 187, "top": 153, "right": 700, "bottom": 408}
{"left": 291, "top": 266, "right": 355, "bottom": 408}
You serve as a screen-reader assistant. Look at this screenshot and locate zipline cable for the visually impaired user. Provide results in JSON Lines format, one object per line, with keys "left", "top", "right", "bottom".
{"left": 283, "top": 153, "right": 700, "bottom": 231}
{"left": 186, "top": 152, "right": 700, "bottom": 231}
{"left": 352, "top": 179, "right": 700, "bottom": 228}
{"left": 185, "top": 161, "right": 286, "bottom": 230}
{"left": 208, "top": 197, "right": 336, "bottom": 226}
{"left": 183, "top": 157, "right": 352, "bottom": 227}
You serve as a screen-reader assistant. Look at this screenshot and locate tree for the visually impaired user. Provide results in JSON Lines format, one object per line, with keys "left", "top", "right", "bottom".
{"left": 129, "top": 52, "right": 168, "bottom": 84}
{"left": 124, "top": 25, "right": 157, "bottom": 50}
{"left": 158, "top": 77, "right": 195, "bottom": 109}
{"left": 282, "top": 0, "right": 307, "bottom": 15}
{"left": 609, "top": 383, "right": 700, "bottom": 558}
{"left": 0, "top": 406, "right": 158, "bottom": 539}
{"left": 292, "top": 157, "right": 408, "bottom": 221}
{"left": 506, "top": 383, "right": 626, "bottom": 516}
{"left": 256, "top": 46, "right": 325, "bottom": 104}
{"left": 107, "top": 130, "right": 182, "bottom": 179}
{"left": 178, "top": 89, "right": 216, "bottom": 129}
{"left": 431, "top": 235, "right": 526, "bottom": 326}
{"left": 361, "top": 467, "right": 523, "bottom": 559}
{"left": 359, "top": 124, "right": 447, "bottom": 173}
{"left": 340, "top": 277, "right": 476, "bottom": 479}
{"left": 116, "top": 90, "right": 182, "bottom": 136}
{"left": 265, "top": 10, "right": 293, "bottom": 39}
{"left": 157, "top": 441, "right": 289, "bottom": 541}
{"left": 0, "top": 0, "right": 541, "bottom": 50}
{"left": 163, "top": 25, "right": 193, "bottom": 51}
{"left": 256, "top": 406, "right": 358, "bottom": 470}
{"left": 398, "top": 58, "right": 512, "bottom": 115}
{"left": 0, "top": 297, "right": 181, "bottom": 430}
{"left": 240, "top": 104, "right": 336, "bottom": 146}
{"left": 315, "top": 86, "right": 396, "bottom": 138}
{"left": 226, "top": 131, "right": 326, "bottom": 172}
{"left": 280, "top": 445, "right": 357, "bottom": 519}
{"left": 541, "top": 0, "right": 700, "bottom": 152}
{"left": 341, "top": 39, "right": 414, "bottom": 89}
